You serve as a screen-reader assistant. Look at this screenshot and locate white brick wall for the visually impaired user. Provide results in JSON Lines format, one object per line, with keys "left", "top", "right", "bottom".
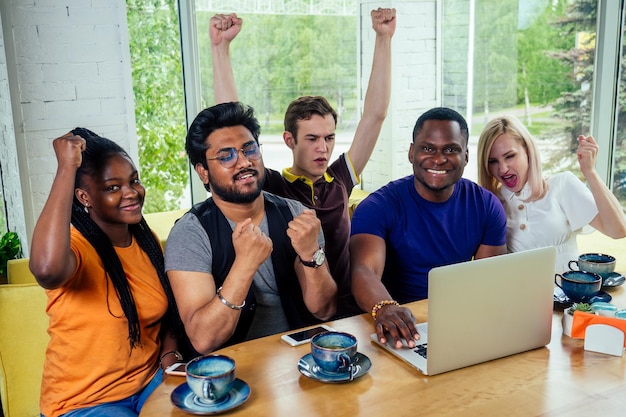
{"left": 0, "top": 12, "right": 28, "bottom": 250}
{"left": 0, "top": 0, "right": 137, "bottom": 250}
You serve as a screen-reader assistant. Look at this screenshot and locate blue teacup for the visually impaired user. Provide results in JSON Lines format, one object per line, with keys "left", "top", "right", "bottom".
{"left": 186, "top": 354, "right": 236, "bottom": 403}
{"left": 555, "top": 270, "right": 602, "bottom": 302}
{"left": 568, "top": 253, "right": 616, "bottom": 276}
{"left": 311, "top": 331, "right": 357, "bottom": 377}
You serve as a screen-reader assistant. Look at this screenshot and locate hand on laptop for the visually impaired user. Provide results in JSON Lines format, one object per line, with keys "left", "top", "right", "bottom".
{"left": 375, "top": 305, "right": 421, "bottom": 349}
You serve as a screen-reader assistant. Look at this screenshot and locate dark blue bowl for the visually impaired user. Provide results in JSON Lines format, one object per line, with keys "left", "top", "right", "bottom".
{"left": 555, "top": 271, "right": 602, "bottom": 302}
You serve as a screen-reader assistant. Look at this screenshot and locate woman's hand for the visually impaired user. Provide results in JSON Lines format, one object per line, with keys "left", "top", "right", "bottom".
{"left": 52, "top": 132, "right": 86, "bottom": 170}
{"left": 576, "top": 135, "right": 599, "bottom": 178}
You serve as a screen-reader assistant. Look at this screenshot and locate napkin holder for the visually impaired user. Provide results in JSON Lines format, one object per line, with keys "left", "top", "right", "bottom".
{"left": 567, "top": 311, "right": 626, "bottom": 355}
{"left": 583, "top": 324, "right": 625, "bottom": 356}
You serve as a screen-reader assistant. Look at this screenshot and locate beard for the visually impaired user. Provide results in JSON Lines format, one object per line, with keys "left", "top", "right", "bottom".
{"left": 209, "top": 169, "right": 265, "bottom": 204}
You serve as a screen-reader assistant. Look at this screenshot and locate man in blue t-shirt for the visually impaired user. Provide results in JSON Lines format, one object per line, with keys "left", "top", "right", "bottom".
{"left": 350, "top": 107, "right": 507, "bottom": 349}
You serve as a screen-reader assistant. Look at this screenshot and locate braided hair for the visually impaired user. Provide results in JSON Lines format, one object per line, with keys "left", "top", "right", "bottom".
{"left": 70, "top": 127, "right": 181, "bottom": 350}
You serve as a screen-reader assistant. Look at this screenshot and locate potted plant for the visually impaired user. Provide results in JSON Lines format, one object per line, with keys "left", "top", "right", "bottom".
{"left": 0, "top": 231, "right": 22, "bottom": 282}
{"left": 562, "top": 302, "right": 594, "bottom": 337}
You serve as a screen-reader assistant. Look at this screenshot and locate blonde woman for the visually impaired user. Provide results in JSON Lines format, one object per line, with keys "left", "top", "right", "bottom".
{"left": 477, "top": 115, "right": 626, "bottom": 272}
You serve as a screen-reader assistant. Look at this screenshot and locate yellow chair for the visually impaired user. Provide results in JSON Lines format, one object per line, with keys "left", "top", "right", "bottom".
{"left": 0, "top": 283, "right": 48, "bottom": 417}
{"left": 144, "top": 208, "right": 188, "bottom": 249}
{"left": 7, "top": 258, "right": 36, "bottom": 284}
{"left": 349, "top": 188, "right": 370, "bottom": 218}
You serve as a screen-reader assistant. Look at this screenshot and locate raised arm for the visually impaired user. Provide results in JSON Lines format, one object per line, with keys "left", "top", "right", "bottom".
{"left": 577, "top": 135, "right": 626, "bottom": 238}
{"left": 29, "top": 133, "right": 84, "bottom": 289}
{"left": 347, "top": 7, "right": 396, "bottom": 175}
{"left": 168, "top": 218, "right": 272, "bottom": 354}
{"left": 350, "top": 233, "right": 420, "bottom": 349}
{"left": 209, "top": 13, "right": 242, "bottom": 103}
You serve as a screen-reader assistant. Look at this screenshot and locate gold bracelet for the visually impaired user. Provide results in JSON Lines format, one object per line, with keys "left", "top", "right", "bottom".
{"left": 371, "top": 300, "right": 399, "bottom": 320}
{"left": 217, "top": 286, "right": 245, "bottom": 310}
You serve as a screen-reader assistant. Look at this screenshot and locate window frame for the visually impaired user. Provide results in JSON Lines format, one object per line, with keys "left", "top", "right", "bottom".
{"left": 178, "top": 0, "right": 625, "bottom": 205}
{"left": 592, "top": 0, "right": 624, "bottom": 186}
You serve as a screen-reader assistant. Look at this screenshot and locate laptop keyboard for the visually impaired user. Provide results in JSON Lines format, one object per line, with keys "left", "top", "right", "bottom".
{"left": 413, "top": 343, "right": 428, "bottom": 358}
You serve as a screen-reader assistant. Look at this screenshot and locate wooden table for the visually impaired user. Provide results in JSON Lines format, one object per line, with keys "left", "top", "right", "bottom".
{"left": 141, "top": 285, "right": 626, "bottom": 417}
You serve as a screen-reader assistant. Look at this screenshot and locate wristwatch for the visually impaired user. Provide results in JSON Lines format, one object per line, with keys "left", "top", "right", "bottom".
{"left": 299, "top": 247, "right": 325, "bottom": 268}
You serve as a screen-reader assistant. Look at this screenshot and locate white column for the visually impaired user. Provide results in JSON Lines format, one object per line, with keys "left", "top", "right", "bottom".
{"left": 359, "top": 0, "right": 441, "bottom": 191}
{"left": 0, "top": 0, "right": 137, "bottom": 248}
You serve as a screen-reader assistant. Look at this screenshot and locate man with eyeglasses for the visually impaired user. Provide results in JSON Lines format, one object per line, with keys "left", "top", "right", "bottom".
{"left": 165, "top": 102, "right": 337, "bottom": 355}
{"left": 209, "top": 8, "right": 396, "bottom": 319}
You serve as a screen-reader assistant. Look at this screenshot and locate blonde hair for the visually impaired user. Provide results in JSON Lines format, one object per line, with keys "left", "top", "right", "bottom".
{"left": 477, "top": 115, "right": 547, "bottom": 202}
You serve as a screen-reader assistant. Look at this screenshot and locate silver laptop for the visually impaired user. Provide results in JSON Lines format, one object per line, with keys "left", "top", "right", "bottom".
{"left": 371, "top": 246, "right": 557, "bottom": 376}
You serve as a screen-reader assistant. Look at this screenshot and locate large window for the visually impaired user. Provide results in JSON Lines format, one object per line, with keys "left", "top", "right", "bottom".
{"left": 176, "top": 1, "right": 361, "bottom": 203}
{"left": 184, "top": 2, "right": 358, "bottom": 181}
{"left": 0, "top": 174, "right": 6, "bottom": 234}
{"left": 173, "top": 0, "right": 624, "bottom": 209}
{"left": 127, "top": 0, "right": 188, "bottom": 213}
{"left": 442, "top": 0, "right": 600, "bottom": 186}
{"left": 615, "top": 2, "right": 626, "bottom": 206}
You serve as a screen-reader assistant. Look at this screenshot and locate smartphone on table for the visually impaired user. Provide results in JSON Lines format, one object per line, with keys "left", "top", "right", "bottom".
{"left": 164, "top": 362, "right": 187, "bottom": 376}
{"left": 280, "top": 324, "right": 336, "bottom": 346}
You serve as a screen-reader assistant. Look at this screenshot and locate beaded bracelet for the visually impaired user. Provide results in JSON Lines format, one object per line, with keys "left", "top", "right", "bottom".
{"left": 159, "top": 350, "right": 183, "bottom": 369}
{"left": 217, "top": 286, "right": 245, "bottom": 310}
{"left": 371, "top": 300, "right": 399, "bottom": 320}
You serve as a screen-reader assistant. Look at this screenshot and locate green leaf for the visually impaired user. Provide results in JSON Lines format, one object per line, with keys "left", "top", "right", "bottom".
{"left": 0, "top": 231, "right": 22, "bottom": 277}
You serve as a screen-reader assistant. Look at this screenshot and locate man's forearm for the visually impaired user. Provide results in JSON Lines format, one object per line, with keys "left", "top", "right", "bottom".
{"left": 211, "top": 43, "right": 238, "bottom": 103}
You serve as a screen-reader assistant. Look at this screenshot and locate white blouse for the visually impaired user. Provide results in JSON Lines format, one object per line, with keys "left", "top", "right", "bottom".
{"left": 500, "top": 171, "right": 598, "bottom": 273}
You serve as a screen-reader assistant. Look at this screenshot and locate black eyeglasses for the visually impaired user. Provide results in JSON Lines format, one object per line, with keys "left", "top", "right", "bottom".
{"left": 206, "top": 142, "right": 262, "bottom": 168}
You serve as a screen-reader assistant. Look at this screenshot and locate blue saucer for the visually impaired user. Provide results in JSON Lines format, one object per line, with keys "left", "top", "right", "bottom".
{"left": 601, "top": 272, "right": 625, "bottom": 287}
{"left": 298, "top": 352, "right": 371, "bottom": 383}
{"left": 171, "top": 379, "right": 250, "bottom": 415}
{"left": 554, "top": 287, "right": 612, "bottom": 308}
{"left": 578, "top": 290, "right": 612, "bottom": 304}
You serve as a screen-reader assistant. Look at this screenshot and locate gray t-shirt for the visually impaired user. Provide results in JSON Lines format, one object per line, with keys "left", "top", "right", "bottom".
{"left": 164, "top": 193, "right": 325, "bottom": 340}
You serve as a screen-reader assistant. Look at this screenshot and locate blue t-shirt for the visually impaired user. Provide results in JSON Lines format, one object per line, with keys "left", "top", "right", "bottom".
{"left": 351, "top": 176, "right": 506, "bottom": 302}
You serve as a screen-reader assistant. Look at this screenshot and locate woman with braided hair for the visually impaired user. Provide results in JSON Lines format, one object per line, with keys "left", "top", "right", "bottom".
{"left": 30, "top": 128, "right": 181, "bottom": 417}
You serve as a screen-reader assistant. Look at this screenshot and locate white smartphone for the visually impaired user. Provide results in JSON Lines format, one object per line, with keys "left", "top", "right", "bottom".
{"left": 164, "top": 362, "right": 187, "bottom": 376}
{"left": 280, "top": 325, "right": 335, "bottom": 346}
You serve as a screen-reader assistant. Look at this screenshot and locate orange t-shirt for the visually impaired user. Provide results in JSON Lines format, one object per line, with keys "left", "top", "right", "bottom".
{"left": 40, "top": 228, "right": 167, "bottom": 417}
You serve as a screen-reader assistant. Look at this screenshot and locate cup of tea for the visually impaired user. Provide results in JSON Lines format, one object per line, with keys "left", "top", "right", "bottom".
{"left": 186, "top": 354, "right": 236, "bottom": 403}
{"left": 568, "top": 253, "right": 616, "bottom": 275}
{"left": 555, "top": 270, "right": 602, "bottom": 302}
{"left": 310, "top": 331, "right": 357, "bottom": 376}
